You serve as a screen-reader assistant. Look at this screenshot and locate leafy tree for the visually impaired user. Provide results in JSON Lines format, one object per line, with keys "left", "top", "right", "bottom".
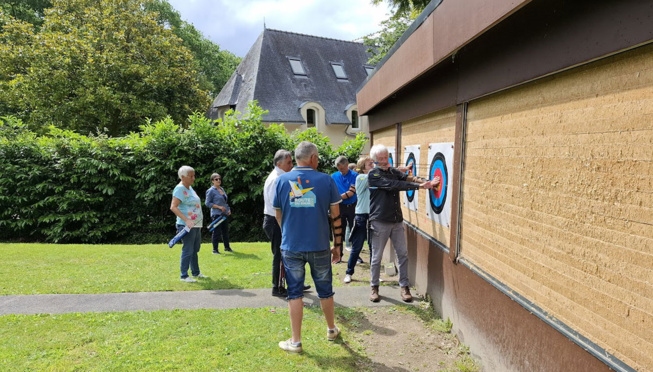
{"left": 0, "top": 0, "right": 51, "bottom": 29}
{"left": 371, "top": 0, "right": 430, "bottom": 19}
{"left": 0, "top": 0, "right": 210, "bottom": 136}
{"left": 146, "top": 0, "right": 241, "bottom": 95}
{"left": 364, "top": 0, "right": 427, "bottom": 65}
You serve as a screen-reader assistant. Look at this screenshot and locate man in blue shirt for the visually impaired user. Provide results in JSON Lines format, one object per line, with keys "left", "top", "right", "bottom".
{"left": 331, "top": 156, "right": 358, "bottom": 260}
{"left": 274, "top": 141, "right": 343, "bottom": 353}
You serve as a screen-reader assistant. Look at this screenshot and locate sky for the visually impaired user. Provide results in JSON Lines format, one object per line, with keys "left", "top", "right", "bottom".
{"left": 166, "top": 0, "right": 392, "bottom": 57}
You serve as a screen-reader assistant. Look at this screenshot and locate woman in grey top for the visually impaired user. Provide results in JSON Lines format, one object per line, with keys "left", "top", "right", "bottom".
{"left": 205, "top": 173, "right": 232, "bottom": 253}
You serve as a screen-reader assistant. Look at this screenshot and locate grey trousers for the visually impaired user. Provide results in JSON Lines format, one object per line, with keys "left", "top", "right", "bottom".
{"left": 369, "top": 220, "right": 410, "bottom": 287}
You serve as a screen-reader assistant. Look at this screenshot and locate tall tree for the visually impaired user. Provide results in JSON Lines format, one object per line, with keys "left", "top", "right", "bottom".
{"left": 0, "top": 0, "right": 210, "bottom": 135}
{"left": 146, "top": 0, "right": 241, "bottom": 96}
{"left": 0, "top": 0, "right": 51, "bottom": 28}
{"left": 371, "top": 0, "right": 430, "bottom": 19}
{"left": 364, "top": 0, "right": 427, "bottom": 65}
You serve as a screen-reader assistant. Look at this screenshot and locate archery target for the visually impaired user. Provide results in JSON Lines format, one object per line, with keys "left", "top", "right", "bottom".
{"left": 387, "top": 146, "right": 395, "bottom": 168}
{"left": 428, "top": 152, "right": 447, "bottom": 214}
{"left": 427, "top": 143, "right": 454, "bottom": 227}
{"left": 405, "top": 152, "right": 417, "bottom": 203}
{"left": 402, "top": 145, "right": 420, "bottom": 211}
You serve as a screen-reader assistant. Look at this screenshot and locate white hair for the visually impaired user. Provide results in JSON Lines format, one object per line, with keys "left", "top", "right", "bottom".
{"left": 178, "top": 165, "right": 194, "bottom": 179}
{"left": 294, "top": 141, "right": 318, "bottom": 162}
{"left": 370, "top": 144, "right": 388, "bottom": 162}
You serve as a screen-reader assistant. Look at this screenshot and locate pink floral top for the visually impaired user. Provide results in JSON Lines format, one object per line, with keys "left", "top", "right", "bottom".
{"left": 172, "top": 183, "right": 203, "bottom": 228}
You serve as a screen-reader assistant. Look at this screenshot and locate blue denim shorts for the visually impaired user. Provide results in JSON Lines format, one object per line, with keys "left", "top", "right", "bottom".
{"left": 282, "top": 249, "right": 334, "bottom": 300}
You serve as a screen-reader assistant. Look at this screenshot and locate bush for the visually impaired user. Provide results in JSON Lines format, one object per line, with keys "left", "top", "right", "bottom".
{"left": 0, "top": 102, "right": 367, "bottom": 243}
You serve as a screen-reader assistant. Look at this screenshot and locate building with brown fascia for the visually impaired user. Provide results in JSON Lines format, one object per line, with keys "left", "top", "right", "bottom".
{"left": 210, "top": 28, "right": 375, "bottom": 152}
{"left": 357, "top": 0, "right": 652, "bottom": 371}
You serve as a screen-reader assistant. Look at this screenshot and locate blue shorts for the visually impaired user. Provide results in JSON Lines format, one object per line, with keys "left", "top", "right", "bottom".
{"left": 282, "top": 249, "right": 334, "bottom": 300}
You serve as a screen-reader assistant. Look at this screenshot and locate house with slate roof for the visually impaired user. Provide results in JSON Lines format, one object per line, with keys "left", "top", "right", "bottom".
{"left": 209, "top": 28, "right": 375, "bottom": 151}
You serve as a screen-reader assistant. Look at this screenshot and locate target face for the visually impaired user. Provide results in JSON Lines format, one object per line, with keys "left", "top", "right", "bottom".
{"left": 428, "top": 152, "right": 448, "bottom": 214}
{"left": 405, "top": 152, "right": 416, "bottom": 203}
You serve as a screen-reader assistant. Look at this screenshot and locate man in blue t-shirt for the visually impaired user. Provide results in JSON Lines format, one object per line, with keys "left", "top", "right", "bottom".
{"left": 331, "top": 156, "right": 358, "bottom": 259}
{"left": 273, "top": 141, "right": 343, "bottom": 353}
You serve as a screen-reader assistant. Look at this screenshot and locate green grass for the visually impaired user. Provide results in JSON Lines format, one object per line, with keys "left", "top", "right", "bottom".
{"left": 0, "top": 306, "right": 373, "bottom": 371}
{"left": 0, "top": 243, "right": 370, "bottom": 295}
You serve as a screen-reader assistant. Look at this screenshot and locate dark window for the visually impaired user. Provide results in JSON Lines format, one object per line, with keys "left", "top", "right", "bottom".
{"left": 289, "top": 58, "right": 306, "bottom": 76}
{"left": 331, "top": 63, "right": 347, "bottom": 79}
{"left": 351, "top": 110, "right": 359, "bottom": 129}
{"left": 307, "top": 109, "right": 316, "bottom": 127}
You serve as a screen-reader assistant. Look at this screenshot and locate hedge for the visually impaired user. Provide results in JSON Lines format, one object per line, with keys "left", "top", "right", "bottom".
{"left": 0, "top": 102, "right": 367, "bottom": 243}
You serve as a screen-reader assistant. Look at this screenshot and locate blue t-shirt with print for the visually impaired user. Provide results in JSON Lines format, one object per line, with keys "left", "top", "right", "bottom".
{"left": 274, "top": 166, "right": 341, "bottom": 252}
{"left": 172, "top": 184, "right": 203, "bottom": 227}
{"left": 331, "top": 170, "right": 358, "bottom": 205}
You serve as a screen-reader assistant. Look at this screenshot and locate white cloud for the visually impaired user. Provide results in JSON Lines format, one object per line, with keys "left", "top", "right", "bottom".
{"left": 166, "top": 0, "right": 391, "bottom": 56}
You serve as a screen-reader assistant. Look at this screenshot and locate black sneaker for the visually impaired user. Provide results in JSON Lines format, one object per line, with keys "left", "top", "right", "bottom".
{"left": 357, "top": 258, "right": 364, "bottom": 264}
{"left": 213, "top": 250, "right": 220, "bottom": 255}
{"left": 303, "top": 285, "right": 311, "bottom": 291}
{"left": 224, "top": 248, "right": 233, "bottom": 252}
{"left": 272, "top": 287, "right": 288, "bottom": 297}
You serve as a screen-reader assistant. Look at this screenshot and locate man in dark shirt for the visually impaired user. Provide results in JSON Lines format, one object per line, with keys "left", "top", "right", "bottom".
{"left": 368, "top": 144, "right": 440, "bottom": 302}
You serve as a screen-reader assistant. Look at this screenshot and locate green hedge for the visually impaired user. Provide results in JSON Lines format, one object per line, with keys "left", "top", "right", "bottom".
{"left": 0, "top": 102, "right": 367, "bottom": 243}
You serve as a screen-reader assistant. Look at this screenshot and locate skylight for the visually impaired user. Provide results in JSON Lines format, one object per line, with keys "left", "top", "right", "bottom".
{"left": 288, "top": 58, "right": 306, "bottom": 76}
{"left": 364, "top": 66, "right": 375, "bottom": 76}
{"left": 331, "top": 63, "right": 347, "bottom": 79}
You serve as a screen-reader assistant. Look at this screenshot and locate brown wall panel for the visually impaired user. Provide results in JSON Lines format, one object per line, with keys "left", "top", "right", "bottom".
{"left": 405, "top": 229, "right": 612, "bottom": 372}
{"left": 460, "top": 44, "right": 653, "bottom": 370}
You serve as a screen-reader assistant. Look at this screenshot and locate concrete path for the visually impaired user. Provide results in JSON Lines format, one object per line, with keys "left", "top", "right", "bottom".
{"left": 0, "top": 286, "right": 418, "bottom": 315}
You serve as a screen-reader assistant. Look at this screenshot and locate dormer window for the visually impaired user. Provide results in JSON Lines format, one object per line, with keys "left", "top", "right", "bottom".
{"left": 306, "top": 109, "right": 316, "bottom": 127}
{"left": 364, "top": 66, "right": 375, "bottom": 76}
{"left": 331, "top": 63, "right": 347, "bottom": 79}
{"left": 288, "top": 58, "right": 306, "bottom": 76}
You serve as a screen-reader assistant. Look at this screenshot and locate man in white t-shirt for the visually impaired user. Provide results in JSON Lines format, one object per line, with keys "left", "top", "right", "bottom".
{"left": 263, "top": 150, "right": 293, "bottom": 297}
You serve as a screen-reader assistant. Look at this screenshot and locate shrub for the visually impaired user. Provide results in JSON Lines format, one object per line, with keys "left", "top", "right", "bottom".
{"left": 0, "top": 102, "right": 367, "bottom": 243}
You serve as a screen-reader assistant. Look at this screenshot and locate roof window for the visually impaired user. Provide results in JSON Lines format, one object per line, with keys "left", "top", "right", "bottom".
{"left": 288, "top": 58, "right": 306, "bottom": 76}
{"left": 364, "top": 66, "right": 375, "bottom": 76}
{"left": 331, "top": 63, "right": 347, "bottom": 79}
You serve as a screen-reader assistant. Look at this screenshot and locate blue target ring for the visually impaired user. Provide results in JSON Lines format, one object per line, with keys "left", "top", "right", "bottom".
{"left": 428, "top": 152, "right": 448, "bottom": 214}
{"left": 405, "top": 152, "right": 416, "bottom": 203}
{"left": 388, "top": 153, "right": 394, "bottom": 167}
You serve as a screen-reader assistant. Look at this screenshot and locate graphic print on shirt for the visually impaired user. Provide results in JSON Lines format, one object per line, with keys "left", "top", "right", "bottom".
{"left": 288, "top": 176, "right": 315, "bottom": 208}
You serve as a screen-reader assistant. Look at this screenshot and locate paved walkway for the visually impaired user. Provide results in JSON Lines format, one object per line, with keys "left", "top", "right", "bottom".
{"left": 0, "top": 285, "right": 418, "bottom": 315}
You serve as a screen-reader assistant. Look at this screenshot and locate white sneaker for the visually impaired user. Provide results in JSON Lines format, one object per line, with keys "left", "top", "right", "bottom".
{"left": 344, "top": 274, "right": 352, "bottom": 283}
{"left": 345, "top": 246, "right": 352, "bottom": 252}
{"left": 279, "top": 339, "right": 303, "bottom": 353}
{"left": 180, "top": 277, "right": 197, "bottom": 283}
{"left": 193, "top": 274, "right": 208, "bottom": 279}
{"left": 327, "top": 326, "right": 340, "bottom": 341}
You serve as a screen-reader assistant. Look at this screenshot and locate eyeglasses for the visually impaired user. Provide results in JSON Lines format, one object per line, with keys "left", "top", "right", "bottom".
{"left": 213, "top": 178, "right": 221, "bottom": 181}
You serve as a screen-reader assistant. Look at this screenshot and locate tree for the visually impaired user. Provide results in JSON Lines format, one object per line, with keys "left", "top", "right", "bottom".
{"left": 371, "top": 0, "right": 430, "bottom": 19}
{"left": 0, "top": 0, "right": 51, "bottom": 29}
{"left": 146, "top": 0, "right": 241, "bottom": 96}
{"left": 0, "top": 0, "right": 210, "bottom": 135}
{"left": 364, "top": 0, "right": 427, "bottom": 65}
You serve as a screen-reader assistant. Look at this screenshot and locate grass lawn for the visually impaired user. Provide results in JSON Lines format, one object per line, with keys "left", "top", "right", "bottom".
{"left": 0, "top": 306, "right": 375, "bottom": 371}
{"left": 0, "top": 243, "right": 370, "bottom": 295}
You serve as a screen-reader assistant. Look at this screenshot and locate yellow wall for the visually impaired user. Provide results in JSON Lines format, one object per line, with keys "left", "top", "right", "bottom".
{"left": 400, "top": 108, "right": 457, "bottom": 247}
{"left": 460, "top": 44, "right": 653, "bottom": 371}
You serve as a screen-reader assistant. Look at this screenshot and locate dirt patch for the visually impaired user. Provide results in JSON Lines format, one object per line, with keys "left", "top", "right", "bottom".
{"left": 338, "top": 304, "right": 479, "bottom": 372}
{"left": 331, "top": 247, "right": 480, "bottom": 371}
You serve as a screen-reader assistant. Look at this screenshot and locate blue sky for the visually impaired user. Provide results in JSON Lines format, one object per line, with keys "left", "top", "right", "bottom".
{"left": 166, "top": 0, "right": 392, "bottom": 57}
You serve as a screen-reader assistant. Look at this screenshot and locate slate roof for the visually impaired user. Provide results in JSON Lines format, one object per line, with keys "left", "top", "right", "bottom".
{"left": 210, "top": 29, "right": 373, "bottom": 125}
